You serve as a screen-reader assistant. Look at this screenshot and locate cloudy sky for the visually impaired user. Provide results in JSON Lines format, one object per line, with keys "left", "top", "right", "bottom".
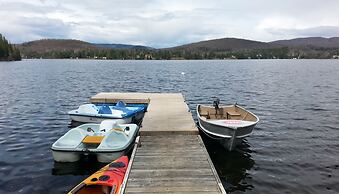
{"left": 1, "top": 0, "right": 339, "bottom": 48}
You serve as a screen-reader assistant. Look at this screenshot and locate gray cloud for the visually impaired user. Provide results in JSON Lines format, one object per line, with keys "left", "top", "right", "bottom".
{"left": 0, "top": 16, "right": 72, "bottom": 43}
{"left": 1, "top": 0, "right": 339, "bottom": 47}
{"left": 266, "top": 26, "right": 339, "bottom": 38}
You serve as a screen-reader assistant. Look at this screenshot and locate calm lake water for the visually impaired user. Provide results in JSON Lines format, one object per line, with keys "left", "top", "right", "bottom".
{"left": 0, "top": 59, "right": 338, "bottom": 194}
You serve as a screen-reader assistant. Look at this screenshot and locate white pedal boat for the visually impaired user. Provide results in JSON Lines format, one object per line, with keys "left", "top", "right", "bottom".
{"left": 51, "top": 120, "right": 139, "bottom": 163}
{"left": 68, "top": 101, "right": 146, "bottom": 124}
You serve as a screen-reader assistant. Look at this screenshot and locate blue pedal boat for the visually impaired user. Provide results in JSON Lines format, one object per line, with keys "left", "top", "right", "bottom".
{"left": 68, "top": 101, "right": 147, "bottom": 124}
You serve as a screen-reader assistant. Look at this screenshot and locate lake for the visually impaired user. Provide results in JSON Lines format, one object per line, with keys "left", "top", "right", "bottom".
{"left": 0, "top": 59, "right": 338, "bottom": 194}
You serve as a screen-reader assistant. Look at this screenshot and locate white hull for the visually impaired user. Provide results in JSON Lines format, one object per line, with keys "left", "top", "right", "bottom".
{"left": 70, "top": 115, "right": 131, "bottom": 124}
{"left": 52, "top": 150, "right": 126, "bottom": 163}
{"left": 96, "top": 152, "right": 124, "bottom": 163}
{"left": 52, "top": 150, "right": 81, "bottom": 162}
{"left": 198, "top": 123, "right": 244, "bottom": 151}
{"left": 52, "top": 139, "right": 134, "bottom": 163}
{"left": 96, "top": 137, "right": 135, "bottom": 162}
{"left": 197, "top": 104, "right": 259, "bottom": 151}
{"left": 69, "top": 112, "right": 144, "bottom": 124}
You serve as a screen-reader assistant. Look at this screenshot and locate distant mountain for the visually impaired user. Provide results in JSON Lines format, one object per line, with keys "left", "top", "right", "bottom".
{"left": 271, "top": 37, "right": 339, "bottom": 48}
{"left": 167, "top": 38, "right": 279, "bottom": 52}
{"left": 18, "top": 37, "right": 339, "bottom": 54}
{"left": 15, "top": 36, "right": 339, "bottom": 59}
{"left": 17, "top": 39, "right": 98, "bottom": 53}
{"left": 17, "top": 39, "right": 153, "bottom": 57}
{"left": 95, "top": 43, "right": 152, "bottom": 50}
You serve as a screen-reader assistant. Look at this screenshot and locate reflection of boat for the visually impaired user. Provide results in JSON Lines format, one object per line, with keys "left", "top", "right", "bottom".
{"left": 201, "top": 133, "right": 255, "bottom": 192}
{"left": 68, "top": 156, "right": 128, "bottom": 194}
{"left": 52, "top": 156, "right": 104, "bottom": 176}
{"left": 68, "top": 101, "right": 147, "bottom": 124}
{"left": 197, "top": 98, "right": 259, "bottom": 151}
{"left": 51, "top": 120, "right": 138, "bottom": 163}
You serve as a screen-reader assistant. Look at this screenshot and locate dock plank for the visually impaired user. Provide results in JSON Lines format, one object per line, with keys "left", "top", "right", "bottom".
{"left": 128, "top": 169, "right": 216, "bottom": 178}
{"left": 124, "top": 135, "right": 225, "bottom": 193}
{"left": 125, "top": 186, "right": 219, "bottom": 193}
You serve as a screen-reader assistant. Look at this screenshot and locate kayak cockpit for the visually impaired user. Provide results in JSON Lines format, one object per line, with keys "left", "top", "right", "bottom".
{"left": 70, "top": 184, "right": 116, "bottom": 194}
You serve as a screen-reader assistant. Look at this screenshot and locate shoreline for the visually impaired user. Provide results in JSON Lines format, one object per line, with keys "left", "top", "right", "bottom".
{"left": 14, "top": 58, "right": 339, "bottom": 61}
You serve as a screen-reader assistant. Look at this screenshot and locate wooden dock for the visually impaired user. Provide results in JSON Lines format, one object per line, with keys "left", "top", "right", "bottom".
{"left": 91, "top": 93, "right": 226, "bottom": 194}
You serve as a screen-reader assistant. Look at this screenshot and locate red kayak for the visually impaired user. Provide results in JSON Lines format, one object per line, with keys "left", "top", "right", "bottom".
{"left": 68, "top": 156, "right": 128, "bottom": 194}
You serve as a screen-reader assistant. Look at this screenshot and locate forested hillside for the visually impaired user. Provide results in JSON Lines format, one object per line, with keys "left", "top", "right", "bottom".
{"left": 0, "top": 34, "right": 21, "bottom": 61}
{"left": 16, "top": 37, "right": 339, "bottom": 60}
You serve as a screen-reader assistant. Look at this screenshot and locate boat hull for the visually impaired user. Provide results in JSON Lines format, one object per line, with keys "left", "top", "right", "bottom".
{"left": 52, "top": 149, "right": 130, "bottom": 163}
{"left": 69, "top": 111, "right": 144, "bottom": 124}
{"left": 69, "top": 115, "right": 131, "bottom": 124}
{"left": 52, "top": 150, "right": 81, "bottom": 162}
{"left": 198, "top": 121, "right": 254, "bottom": 151}
{"left": 96, "top": 141, "right": 135, "bottom": 163}
{"left": 197, "top": 104, "right": 258, "bottom": 151}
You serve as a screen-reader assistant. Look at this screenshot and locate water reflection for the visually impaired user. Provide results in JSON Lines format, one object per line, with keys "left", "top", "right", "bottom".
{"left": 201, "top": 132, "right": 255, "bottom": 193}
{"left": 52, "top": 156, "right": 105, "bottom": 176}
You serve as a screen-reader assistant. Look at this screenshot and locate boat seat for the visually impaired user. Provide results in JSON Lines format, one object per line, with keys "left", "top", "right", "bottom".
{"left": 82, "top": 136, "right": 104, "bottom": 144}
{"left": 54, "top": 129, "right": 87, "bottom": 148}
{"left": 226, "top": 110, "right": 241, "bottom": 116}
{"left": 98, "top": 131, "right": 128, "bottom": 149}
{"left": 116, "top": 101, "right": 126, "bottom": 108}
{"left": 200, "top": 110, "right": 209, "bottom": 116}
{"left": 209, "top": 114, "right": 225, "bottom": 119}
{"left": 98, "top": 105, "right": 112, "bottom": 114}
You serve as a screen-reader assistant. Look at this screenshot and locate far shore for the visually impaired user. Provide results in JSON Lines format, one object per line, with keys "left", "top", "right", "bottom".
{"left": 11, "top": 58, "right": 339, "bottom": 61}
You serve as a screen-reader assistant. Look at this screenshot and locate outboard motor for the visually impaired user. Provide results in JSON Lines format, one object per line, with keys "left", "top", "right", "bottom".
{"left": 212, "top": 97, "right": 221, "bottom": 117}
{"left": 212, "top": 97, "right": 220, "bottom": 110}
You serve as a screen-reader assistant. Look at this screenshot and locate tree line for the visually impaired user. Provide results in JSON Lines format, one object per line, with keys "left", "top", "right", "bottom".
{"left": 20, "top": 44, "right": 339, "bottom": 60}
{"left": 21, "top": 47, "right": 299, "bottom": 60}
{"left": 0, "top": 34, "right": 21, "bottom": 61}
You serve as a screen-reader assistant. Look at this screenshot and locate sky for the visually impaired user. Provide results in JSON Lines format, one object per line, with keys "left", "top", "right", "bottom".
{"left": 1, "top": 0, "right": 339, "bottom": 48}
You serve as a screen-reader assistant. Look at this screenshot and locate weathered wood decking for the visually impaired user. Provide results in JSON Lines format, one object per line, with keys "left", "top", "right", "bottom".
{"left": 91, "top": 93, "right": 197, "bottom": 135}
{"left": 90, "top": 93, "right": 226, "bottom": 194}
